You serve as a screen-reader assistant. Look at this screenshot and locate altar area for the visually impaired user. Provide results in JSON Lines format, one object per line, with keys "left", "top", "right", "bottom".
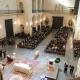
{"left": 2, "top": 57, "right": 59, "bottom": 80}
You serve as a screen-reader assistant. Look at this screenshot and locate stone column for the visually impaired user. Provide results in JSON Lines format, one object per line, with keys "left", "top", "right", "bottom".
{"left": 23, "top": 0, "right": 32, "bottom": 36}
{"left": 74, "top": 2, "right": 80, "bottom": 40}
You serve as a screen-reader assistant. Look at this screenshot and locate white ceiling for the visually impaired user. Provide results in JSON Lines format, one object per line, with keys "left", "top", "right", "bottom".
{"left": 55, "top": 0, "right": 75, "bottom": 8}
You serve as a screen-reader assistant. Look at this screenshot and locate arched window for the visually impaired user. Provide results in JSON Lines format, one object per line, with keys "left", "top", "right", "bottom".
{"left": 42, "top": 0, "right": 44, "bottom": 10}
{"left": 32, "top": 0, "right": 36, "bottom": 10}
{"left": 19, "top": 2, "right": 24, "bottom": 13}
{"left": 38, "top": 0, "right": 41, "bottom": 10}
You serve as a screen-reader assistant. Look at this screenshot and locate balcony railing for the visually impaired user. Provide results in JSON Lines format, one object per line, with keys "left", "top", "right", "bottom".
{"left": 0, "top": 10, "right": 24, "bottom": 14}
{"left": 32, "top": 10, "right": 44, "bottom": 13}
{"left": 32, "top": 9, "right": 75, "bottom": 15}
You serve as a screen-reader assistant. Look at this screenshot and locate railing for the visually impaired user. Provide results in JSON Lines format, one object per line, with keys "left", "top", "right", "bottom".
{"left": 32, "top": 8, "right": 75, "bottom": 15}
{"left": 0, "top": 10, "right": 24, "bottom": 14}
{"left": 43, "top": 10, "right": 74, "bottom": 14}
{"left": 32, "top": 10, "right": 44, "bottom": 13}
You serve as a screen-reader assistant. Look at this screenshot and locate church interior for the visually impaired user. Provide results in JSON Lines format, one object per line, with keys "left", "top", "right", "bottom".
{"left": 0, "top": 0, "right": 80, "bottom": 80}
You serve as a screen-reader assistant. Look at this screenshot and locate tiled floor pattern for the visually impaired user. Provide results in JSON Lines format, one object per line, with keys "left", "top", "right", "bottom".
{"left": 1, "top": 32, "right": 78, "bottom": 80}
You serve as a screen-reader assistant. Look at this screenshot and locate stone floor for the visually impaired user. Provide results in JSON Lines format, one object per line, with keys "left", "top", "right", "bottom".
{"left": 0, "top": 32, "right": 79, "bottom": 80}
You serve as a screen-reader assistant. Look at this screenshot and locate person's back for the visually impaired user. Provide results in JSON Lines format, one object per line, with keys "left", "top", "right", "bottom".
{"left": 71, "top": 66, "right": 74, "bottom": 74}
{"left": 64, "top": 63, "right": 68, "bottom": 73}
{"left": 70, "top": 65, "right": 74, "bottom": 75}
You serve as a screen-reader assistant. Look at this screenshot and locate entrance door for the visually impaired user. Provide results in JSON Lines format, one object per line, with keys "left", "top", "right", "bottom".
{"left": 5, "top": 19, "right": 14, "bottom": 37}
{"left": 52, "top": 16, "right": 63, "bottom": 29}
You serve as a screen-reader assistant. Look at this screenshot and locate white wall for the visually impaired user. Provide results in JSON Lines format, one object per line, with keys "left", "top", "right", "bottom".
{"left": 0, "top": 0, "right": 25, "bottom": 39}
{"left": 44, "top": 0, "right": 57, "bottom": 11}
{"left": 0, "top": 0, "right": 17, "bottom": 10}
{"left": 0, "top": 14, "right": 24, "bottom": 39}
{"left": 43, "top": 0, "right": 75, "bottom": 29}
{"left": 44, "top": 0, "right": 75, "bottom": 10}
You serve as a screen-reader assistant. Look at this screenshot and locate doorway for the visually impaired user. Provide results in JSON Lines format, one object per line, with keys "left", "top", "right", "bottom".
{"left": 52, "top": 16, "right": 64, "bottom": 29}
{"left": 5, "top": 19, "right": 14, "bottom": 38}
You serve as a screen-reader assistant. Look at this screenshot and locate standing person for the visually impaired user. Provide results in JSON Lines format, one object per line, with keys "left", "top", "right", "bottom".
{"left": 1, "top": 41, "right": 4, "bottom": 48}
{"left": 0, "top": 70, "right": 3, "bottom": 80}
{"left": 3, "top": 50, "right": 6, "bottom": 58}
{"left": 70, "top": 65, "right": 74, "bottom": 75}
{"left": 64, "top": 63, "right": 68, "bottom": 73}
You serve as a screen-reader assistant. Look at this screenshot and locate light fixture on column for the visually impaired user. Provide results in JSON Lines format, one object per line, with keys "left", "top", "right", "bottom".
{"left": 0, "top": 24, "right": 2, "bottom": 29}
{"left": 43, "top": 17, "right": 46, "bottom": 21}
{"left": 35, "top": 20, "right": 38, "bottom": 24}
{"left": 30, "top": 22, "right": 33, "bottom": 26}
{"left": 14, "top": 21, "right": 17, "bottom": 25}
{"left": 40, "top": 19, "right": 42, "bottom": 22}
{"left": 68, "top": 19, "right": 74, "bottom": 27}
{"left": 26, "top": 22, "right": 29, "bottom": 26}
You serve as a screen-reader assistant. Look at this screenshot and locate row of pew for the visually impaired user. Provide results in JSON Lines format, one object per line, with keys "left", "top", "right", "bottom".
{"left": 55, "top": 27, "right": 69, "bottom": 43}
{"left": 73, "top": 40, "right": 80, "bottom": 58}
{"left": 45, "top": 26, "right": 70, "bottom": 55}
{"left": 45, "top": 39, "right": 66, "bottom": 55}
{"left": 32, "top": 25, "right": 51, "bottom": 36}
{"left": 15, "top": 32, "right": 29, "bottom": 38}
{"left": 17, "top": 25, "right": 52, "bottom": 49}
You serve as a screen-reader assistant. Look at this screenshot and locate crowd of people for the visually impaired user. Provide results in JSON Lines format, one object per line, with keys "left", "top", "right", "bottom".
{"left": 45, "top": 26, "right": 69, "bottom": 55}
{"left": 64, "top": 63, "right": 74, "bottom": 75}
{"left": 45, "top": 39, "right": 66, "bottom": 55}
{"left": 73, "top": 40, "right": 80, "bottom": 58}
{"left": 17, "top": 25, "right": 52, "bottom": 49}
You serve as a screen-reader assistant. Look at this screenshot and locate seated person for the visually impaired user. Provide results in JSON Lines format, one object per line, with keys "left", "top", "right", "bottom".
{"left": 7, "top": 55, "right": 14, "bottom": 63}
